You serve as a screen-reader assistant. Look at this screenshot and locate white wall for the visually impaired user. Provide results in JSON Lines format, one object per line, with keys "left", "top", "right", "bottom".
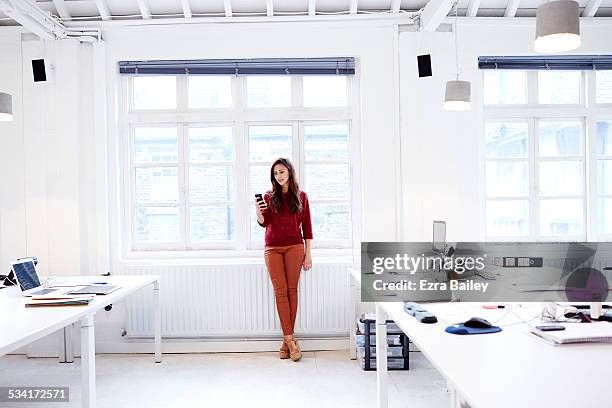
{"left": 0, "top": 28, "right": 26, "bottom": 273}
{"left": 399, "top": 19, "right": 612, "bottom": 242}
{"left": 0, "top": 32, "right": 105, "bottom": 279}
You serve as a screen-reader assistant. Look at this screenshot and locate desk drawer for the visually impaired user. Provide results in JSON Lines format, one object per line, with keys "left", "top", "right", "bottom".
{"left": 357, "top": 345, "right": 403, "bottom": 358}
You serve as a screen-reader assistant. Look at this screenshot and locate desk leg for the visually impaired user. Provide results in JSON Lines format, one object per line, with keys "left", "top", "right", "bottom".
{"left": 60, "top": 324, "right": 74, "bottom": 363}
{"left": 153, "top": 280, "right": 162, "bottom": 363}
{"left": 376, "top": 303, "right": 388, "bottom": 408}
{"left": 80, "top": 315, "right": 95, "bottom": 408}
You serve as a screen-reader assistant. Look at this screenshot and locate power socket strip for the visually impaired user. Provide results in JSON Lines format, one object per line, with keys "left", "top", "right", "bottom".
{"left": 493, "top": 257, "right": 543, "bottom": 267}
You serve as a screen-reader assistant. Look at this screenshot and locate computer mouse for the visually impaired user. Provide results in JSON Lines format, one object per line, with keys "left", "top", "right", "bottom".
{"left": 463, "top": 317, "right": 493, "bottom": 329}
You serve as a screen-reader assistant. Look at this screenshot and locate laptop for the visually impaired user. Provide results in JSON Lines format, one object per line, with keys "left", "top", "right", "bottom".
{"left": 11, "top": 259, "right": 83, "bottom": 297}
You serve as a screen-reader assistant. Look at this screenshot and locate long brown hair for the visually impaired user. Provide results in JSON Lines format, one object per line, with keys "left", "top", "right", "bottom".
{"left": 269, "top": 158, "right": 302, "bottom": 214}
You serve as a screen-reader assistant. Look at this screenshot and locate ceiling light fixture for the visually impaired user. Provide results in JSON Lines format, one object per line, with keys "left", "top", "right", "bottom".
{"left": 534, "top": 0, "right": 581, "bottom": 53}
{"left": 444, "top": 1, "right": 471, "bottom": 111}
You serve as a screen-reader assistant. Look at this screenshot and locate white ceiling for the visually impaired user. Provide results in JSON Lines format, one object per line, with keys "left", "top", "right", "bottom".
{"left": 0, "top": 0, "right": 610, "bottom": 26}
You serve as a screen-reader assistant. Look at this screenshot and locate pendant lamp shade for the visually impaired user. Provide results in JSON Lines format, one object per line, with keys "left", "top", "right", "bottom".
{"left": 444, "top": 80, "right": 471, "bottom": 111}
{"left": 535, "top": 1, "right": 581, "bottom": 53}
{"left": 0, "top": 92, "right": 12, "bottom": 122}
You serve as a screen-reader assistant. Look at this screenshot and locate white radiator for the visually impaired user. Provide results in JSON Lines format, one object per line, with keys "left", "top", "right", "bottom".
{"left": 121, "top": 263, "right": 352, "bottom": 338}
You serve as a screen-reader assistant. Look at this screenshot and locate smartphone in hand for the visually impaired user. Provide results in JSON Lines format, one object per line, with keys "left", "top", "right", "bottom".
{"left": 255, "top": 193, "right": 267, "bottom": 210}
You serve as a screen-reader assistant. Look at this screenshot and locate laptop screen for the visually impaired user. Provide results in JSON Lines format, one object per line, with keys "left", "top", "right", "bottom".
{"left": 12, "top": 260, "right": 41, "bottom": 291}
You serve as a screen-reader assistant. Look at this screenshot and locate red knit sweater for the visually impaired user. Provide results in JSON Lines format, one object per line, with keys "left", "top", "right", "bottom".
{"left": 258, "top": 191, "right": 313, "bottom": 247}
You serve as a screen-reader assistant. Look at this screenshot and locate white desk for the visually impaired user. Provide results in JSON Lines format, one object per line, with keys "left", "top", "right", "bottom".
{"left": 348, "top": 268, "right": 612, "bottom": 408}
{"left": 0, "top": 275, "right": 162, "bottom": 408}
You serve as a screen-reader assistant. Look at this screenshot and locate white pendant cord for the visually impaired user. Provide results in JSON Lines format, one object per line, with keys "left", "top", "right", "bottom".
{"left": 453, "top": 0, "right": 459, "bottom": 80}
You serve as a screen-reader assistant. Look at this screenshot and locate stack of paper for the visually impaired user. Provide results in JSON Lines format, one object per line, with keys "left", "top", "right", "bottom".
{"left": 530, "top": 323, "right": 612, "bottom": 345}
{"left": 25, "top": 294, "right": 96, "bottom": 308}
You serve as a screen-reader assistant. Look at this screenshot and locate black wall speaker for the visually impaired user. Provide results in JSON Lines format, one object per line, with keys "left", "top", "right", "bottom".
{"left": 417, "top": 54, "right": 432, "bottom": 78}
{"left": 32, "top": 59, "right": 47, "bottom": 82}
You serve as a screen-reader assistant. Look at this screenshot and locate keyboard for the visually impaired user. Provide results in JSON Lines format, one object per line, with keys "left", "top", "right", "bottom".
{"left": 474, "top": 269, "right": 497, "bottom": 280}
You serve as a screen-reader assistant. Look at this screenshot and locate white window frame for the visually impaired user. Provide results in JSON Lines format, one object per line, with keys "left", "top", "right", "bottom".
{"left": 484, "top": 70, "right": 592, "bottom": 241}
{"left": 119, "top": 73, "right": 357, "bottom": 257}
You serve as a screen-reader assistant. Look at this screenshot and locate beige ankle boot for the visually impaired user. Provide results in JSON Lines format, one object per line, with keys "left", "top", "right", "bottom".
{"left": 284, "top": 334, "right": 302, "bottom": 362}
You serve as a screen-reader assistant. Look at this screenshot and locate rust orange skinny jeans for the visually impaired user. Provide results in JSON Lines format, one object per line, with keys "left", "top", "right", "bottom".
{"left": 264, "top": 243, "right": 304, "bottom": 336}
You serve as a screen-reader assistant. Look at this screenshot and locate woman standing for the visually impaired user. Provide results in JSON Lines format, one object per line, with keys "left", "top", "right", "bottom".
{"left": 255, "top": 158, "right": 313, "bottom": 362}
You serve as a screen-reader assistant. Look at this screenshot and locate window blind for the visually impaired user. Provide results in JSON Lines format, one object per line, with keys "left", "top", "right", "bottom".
{"left": 478, "top": 55, "right": 612, "bottom": 70}
{"left": 119, "top": 57, "right": 355, "bottom": 75}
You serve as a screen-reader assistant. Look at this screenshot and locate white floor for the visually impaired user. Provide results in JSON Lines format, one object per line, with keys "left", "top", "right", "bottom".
{"left": 0, "top": 350, "right": 449, "bottom": 408}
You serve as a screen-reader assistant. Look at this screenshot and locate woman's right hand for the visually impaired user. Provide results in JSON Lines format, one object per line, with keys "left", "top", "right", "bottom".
{"left": 255, "top": 198, "right": 266, "bottom": 226}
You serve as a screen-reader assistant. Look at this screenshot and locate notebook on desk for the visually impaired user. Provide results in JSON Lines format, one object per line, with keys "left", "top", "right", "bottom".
{"left": 530, "top": 323, "right": 612, "bottom": 345}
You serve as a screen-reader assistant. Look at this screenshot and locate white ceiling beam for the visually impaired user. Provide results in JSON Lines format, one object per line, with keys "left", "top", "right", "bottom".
{"left": 266, "top": 0, "right": 273, "bottom": 16}
{"left": 52, "top": 0, "right": 71, "bottom": 19}
{"left": 224, "top": 0, "right": 232, "bottom": 17}
{"left": 504, "top": 0, "right": 520, "bottom": 17}
{"left": 582, "top": 0, "right": 601, "bottom": 16}
{"left": 349, "top": 0, "right": 358, "bottom": 14}
{"left": 420, "top": 0, "right": 453, "bottom": 32}
{"left": 94, "top": 0, "right": 111, "bottom": 20}
{"left": 0, "top": 0, "right": 67, "bottom": 39}
{"left": 180, "top": 0, "right": 192, "bottom": 18}
{"left": 136, "top": 0, "right": 151, "bottom": 19}
{"left": 466, "top": 0, "right": 480, "bottom": 17}
{"left": 308, "top": 0, "right": 315, "bottom": 16}
{"left": 391, "top": 0, "right": 401, "bottom": 13}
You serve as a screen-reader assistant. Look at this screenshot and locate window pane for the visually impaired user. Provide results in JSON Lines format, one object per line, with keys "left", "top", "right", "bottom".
{"left": 305, "top": 164, "right": 349, "bottom": 200}
{"left": 133, "top": 76, "right": 176, "bottom": 110}
{"left": 539, "top": 161, "right": 582, "bottom": 196}
{"left": 134, "top": 127, "right": 178, "bottom": 163}
{"left": 190, "top": 206, "right": 234, "bottom": 242}
{"left": 250, "top": 205, "right": 265, "bottom": 242}
{"left": 190, "top": 166, "right": 234, "bottom": 203}
{"left": 596, "top": 71, "right": 612, "bottom": 104}
{"left": 539, "top": 199, "right": 583, "bottom": 235}
{"left": 135, "top": 167, "right": 178, "bottom": 203}
{"left": 485, "top": 122, "right": 528, "bottom": 158}
{"left": 486, "top": 161, "right": 528, "bottom": 197}
{"left": 538, "top": 71, "right": 580, "bottom": 104}
{"left": 304, "top": 124, "right": 349, "bottom": 161}
{"left": 600, "top": 198, "right": 612, "bottom": 234}
{"left": 597, "top": 160, "right": 612, "bottom": 195}
{"left": 597, "top": 121, "right": 612, "bottom": 156}
{"left": 135, "top": 207, "right": 179, "bottom": 243}
{"left": 310, "top": 204, "right": 351, "bottom": 240}
{"left": 486, "top": 200, "right": 528, "bottom": 236}
{"left": 311, "top": 203, "right": 350, "bottom": 240}
{"left": 188, "top": 76, "right": 232, "bottom": 108}
{"left": 303, "top": 76, "right": 347, "bottom": 107}
{"left": 247, "top": 76, "right": 291, "bottom": 107}
{"left": 249, "top": 165, "right": 271, "bottom": 196}
{"left": 538, "top": 121, "right": 582, "bottom": 156}
{"left": 248, "top": 126, "right": 292, "bottom": 162}
{"left": 189, "top": 127, "right": 233, "bottom": 162}
{"left": 483, "top": 71, "right": 527, "bottom": 105}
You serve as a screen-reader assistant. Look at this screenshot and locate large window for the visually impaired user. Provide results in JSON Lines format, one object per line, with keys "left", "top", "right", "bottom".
{"left": 484, "top": 69, "right": 611, "bottom": 240}
{"left": 122, "top": 74, "right": 353, "bottom": 252}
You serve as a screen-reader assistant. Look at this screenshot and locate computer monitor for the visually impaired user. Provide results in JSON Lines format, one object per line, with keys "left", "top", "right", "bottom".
{"left": 432, "top": 221, "right": 446, "bottom": 255}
